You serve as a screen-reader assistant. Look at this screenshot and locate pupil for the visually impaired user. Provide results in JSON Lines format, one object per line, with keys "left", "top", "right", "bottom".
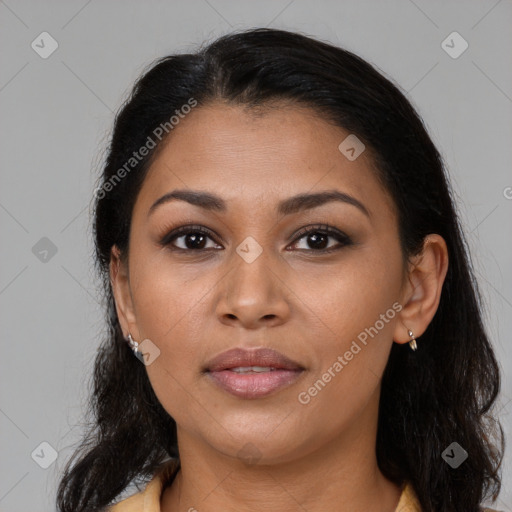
{"left": 187, "top": 233, "right": 206, "bottom": 249}
{"left": 309, "top": 233, "right": 327, "bottom": 249}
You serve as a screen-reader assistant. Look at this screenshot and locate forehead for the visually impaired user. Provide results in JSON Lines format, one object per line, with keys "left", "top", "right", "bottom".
{"left": 133, "top": 102, "right": 394, "bottom": 219}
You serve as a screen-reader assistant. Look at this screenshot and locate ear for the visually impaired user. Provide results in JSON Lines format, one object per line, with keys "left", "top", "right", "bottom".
{"left": 393, "top": 234, "right": 449, "bottom": 345}
{"left": 110, "top": 245, "right": 139, "bottom": 339}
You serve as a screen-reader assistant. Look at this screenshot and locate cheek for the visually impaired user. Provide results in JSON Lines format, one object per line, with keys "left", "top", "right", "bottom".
{"left": 133, "top": 260, "right": 212, "bottom": 422}
{"left": 297, "top": 252, "right": 402, "bottom": 343}
{"left": 130, "top": 249, "right": 209, "bottom": 335}
{"left": 127, "top": 256, "right": 216, "bottom": 399}
{"left": 292, "top": 252, "right": 403, "bottom": 413}
{"left": 292, "top": 263, "right": 401, "bottom": 433}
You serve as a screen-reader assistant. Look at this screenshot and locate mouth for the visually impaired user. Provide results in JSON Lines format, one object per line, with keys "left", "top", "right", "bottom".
{"left": 204, "top": 347, "right": 305, "bottom": 399}
{"left": 206, "top": 367, "right": 305, "bottom": 399}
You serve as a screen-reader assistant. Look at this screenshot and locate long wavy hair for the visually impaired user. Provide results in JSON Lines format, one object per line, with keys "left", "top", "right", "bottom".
{"left": 56, "top": 28, "right": 504, "bottom": 512}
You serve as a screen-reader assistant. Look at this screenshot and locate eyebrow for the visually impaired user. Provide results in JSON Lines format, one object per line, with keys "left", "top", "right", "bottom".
{"left": 148, "top": 189, "right": 370, "bottom": 218}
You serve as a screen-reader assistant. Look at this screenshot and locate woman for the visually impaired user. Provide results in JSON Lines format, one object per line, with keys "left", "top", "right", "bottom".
{"left": 56, "top": 28, "right": 504, "bottom": 512}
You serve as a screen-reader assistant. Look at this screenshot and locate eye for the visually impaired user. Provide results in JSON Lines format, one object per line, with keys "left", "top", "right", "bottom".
{"left": 288, "top": 224, "right": 353, "bottom": 253}
{"left": 159, "top": 223, "right": 353, "bottom": 254}
{"left": 160, "top": 225, "right": 222, "bottom": 252}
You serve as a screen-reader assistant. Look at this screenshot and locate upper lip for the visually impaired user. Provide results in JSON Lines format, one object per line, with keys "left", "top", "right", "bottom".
{"left": 205, "top": 347, "right": 304, "bottom": 372}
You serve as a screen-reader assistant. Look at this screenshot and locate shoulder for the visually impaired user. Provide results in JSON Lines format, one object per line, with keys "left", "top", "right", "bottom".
{"left": 394, "top": 482, "right": 503, "bottom": 512}
{"left": 107, "top": 459, "right": 180, "bottom": 512}
{"left": 394, "top": 481, "right": 422, "bottom": 511}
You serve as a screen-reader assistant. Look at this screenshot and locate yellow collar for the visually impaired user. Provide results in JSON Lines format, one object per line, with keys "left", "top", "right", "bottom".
{"left": 110, "top": 460, "right": 422, "bottom": 511}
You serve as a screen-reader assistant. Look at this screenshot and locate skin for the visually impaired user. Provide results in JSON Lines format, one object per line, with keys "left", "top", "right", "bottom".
{"left": 110, "top": 102, "right": 449, "bottom": 512}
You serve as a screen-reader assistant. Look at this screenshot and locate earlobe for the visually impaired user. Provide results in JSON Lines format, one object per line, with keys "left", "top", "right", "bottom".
{"left": 109, "top": 245, "right": 138, "bottom": 338}
{"left": 393, "top": 234, "right": 449, "bottom": 345}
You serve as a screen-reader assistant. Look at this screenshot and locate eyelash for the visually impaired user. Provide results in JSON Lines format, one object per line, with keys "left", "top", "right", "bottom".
{"left": 159, "top": 224, "right": 353, "bottom": 254}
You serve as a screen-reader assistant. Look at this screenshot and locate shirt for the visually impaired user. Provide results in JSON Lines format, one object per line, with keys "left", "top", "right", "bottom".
{"left": 108, "top": 459, "right": 501, "bottom": 512}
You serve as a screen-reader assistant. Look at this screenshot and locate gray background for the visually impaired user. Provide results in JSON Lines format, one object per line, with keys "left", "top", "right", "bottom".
{"left": 1, "top": 1, "right": 511, "bottom": 510}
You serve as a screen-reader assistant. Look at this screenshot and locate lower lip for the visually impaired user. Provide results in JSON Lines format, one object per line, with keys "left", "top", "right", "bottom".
{"left": 206, "top": 369, "right": 303, "bottom": 399}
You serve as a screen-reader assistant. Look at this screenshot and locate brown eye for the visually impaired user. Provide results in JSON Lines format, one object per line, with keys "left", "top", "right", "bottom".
{"left": 160, "top": 225, "right": 222, "bottom": 252}
{"left": 289, "top": 225, "right": 353, "bottom": 253}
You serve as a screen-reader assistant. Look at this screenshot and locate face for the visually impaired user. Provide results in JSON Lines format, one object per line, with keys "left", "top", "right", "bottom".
{"left": 112, "top": 102, "right": 411, "bottom": 465}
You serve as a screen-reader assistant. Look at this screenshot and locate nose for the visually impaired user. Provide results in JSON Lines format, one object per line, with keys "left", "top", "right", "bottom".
{"left": 215, "top": 248, "right": 291, "bottom": 329}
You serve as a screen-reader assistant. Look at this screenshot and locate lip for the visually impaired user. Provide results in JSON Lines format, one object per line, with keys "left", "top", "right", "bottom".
{"left": 205, "top": 347, "right": 304, "bottom": 372}
{"left": 204, "top": 347, "right": 305, "bottom": 399}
